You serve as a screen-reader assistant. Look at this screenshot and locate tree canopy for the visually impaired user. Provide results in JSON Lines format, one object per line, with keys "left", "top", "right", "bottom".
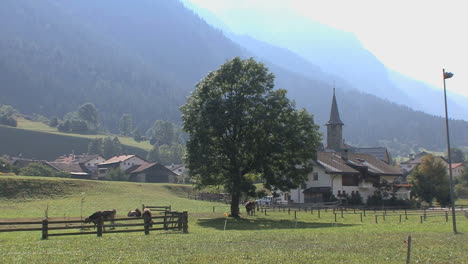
{"left": 409, "top": 154, "right": 452, "bottom": 207}
{"left": 181, "top": 57, "right": 321, "bottom": 217}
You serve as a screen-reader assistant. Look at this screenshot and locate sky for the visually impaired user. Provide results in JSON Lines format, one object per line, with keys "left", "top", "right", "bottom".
{"left": 187, "top": 0, "right": 468, "bottom": 98}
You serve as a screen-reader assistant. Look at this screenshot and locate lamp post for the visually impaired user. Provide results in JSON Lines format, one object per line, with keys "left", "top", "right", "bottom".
{"left": 442, "top": 68, "right": 457, "bottom": 234}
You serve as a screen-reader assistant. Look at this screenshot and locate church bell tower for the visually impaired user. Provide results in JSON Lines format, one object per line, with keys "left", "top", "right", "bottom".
{"left": 326, "top": 88, "right": 344, "bottom": 151}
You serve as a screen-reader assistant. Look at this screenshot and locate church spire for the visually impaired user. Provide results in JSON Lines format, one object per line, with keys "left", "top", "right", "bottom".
{"left": 326, "top": 88, "right": 344, "bottom": 125}
{"left": 326, "top": 88, "right": 344, "bottom": 151}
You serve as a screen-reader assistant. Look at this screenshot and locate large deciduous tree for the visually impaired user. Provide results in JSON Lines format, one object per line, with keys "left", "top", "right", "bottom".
{"left": 181, "top": 57, "right": 321, "bottom": 217}
{"left": 409, "top": 154, "right": 452, "bottom": 207}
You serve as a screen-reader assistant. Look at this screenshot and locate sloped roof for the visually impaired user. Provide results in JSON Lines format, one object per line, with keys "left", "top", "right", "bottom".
{"left": 317, "top": 152, "right": 401, "bottom": 176}
{"left": 317, "top": 152, "right": 359, "bottom": 174}
{"left": 326, "top": 89, "right": 344, "bottom": 126}
{"left": 129, "top": 162, "right": 177, "bottom": 175}
{"left": 54, "top": 154, "right": 102, "bottom": 164}
{"left": 348, "top": 147, "right": 389, "bottom": 163}
{"left": 451, "top": 163, "right": 464, "bottom": 169}
{"left": 99, "top": 155, "right": 135, "bottom": 165}
{"left": 346, "top": 153, "right": 401, "bottom": 175}
{"left": 47, "top": 162, "right": 90, "bottom": 174}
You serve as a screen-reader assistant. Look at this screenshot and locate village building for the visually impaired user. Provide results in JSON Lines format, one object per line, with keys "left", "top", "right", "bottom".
{"left": 96, "top": 155, "right": 149, "bottom": 179}
{"left": 49, "top": 154, "right": 106, "bottom": 179}
{"left": 129, "top": 163, "right": 177, "bottom": 183}
{"left": 451, "top": 163, "right": 465, "bottom": 178}
{"left": 290, "top": 89, "right": 404, "bottom": 204}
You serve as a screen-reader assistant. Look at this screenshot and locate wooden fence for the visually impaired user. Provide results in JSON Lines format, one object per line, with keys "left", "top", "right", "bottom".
{"left": 0, "top": 211, "right": 188, "bottom": 239}
{"left": 142, "top": 205, "right": 171, "bottom": 212}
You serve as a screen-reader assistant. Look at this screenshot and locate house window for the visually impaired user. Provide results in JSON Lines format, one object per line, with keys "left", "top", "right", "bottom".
{"left": 342, "top": 174, "right": 359, "bottom": 186}
{"left": 313, "top": 172, "right": 318, "bottom": 181}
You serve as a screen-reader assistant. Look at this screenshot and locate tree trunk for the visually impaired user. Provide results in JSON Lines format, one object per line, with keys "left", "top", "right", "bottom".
{"left": 230, "top": 170, "right": 241, "bottom": 217}
{"left": 230, "top": 191, "right": 240, "bottom": 217}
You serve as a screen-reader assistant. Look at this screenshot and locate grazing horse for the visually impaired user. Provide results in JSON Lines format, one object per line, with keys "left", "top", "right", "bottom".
{"left": 84, "top": 209, "right": 116, "bottom": 230}
{"left": 142, "top": 208, "right": 153, "bottom": 227}
{"left": 245, "top": 201, "right": 256, "bottom": 216}
{"left": 127, "top": 208, "right": 142, "bottom": 217}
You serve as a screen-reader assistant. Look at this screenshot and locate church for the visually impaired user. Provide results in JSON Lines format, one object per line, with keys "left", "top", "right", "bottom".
{"left": 289, "top": 90, "right": 405, "bottom": 204}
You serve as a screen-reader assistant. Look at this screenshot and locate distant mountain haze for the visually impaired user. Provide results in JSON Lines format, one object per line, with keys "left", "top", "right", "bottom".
{"left": 0, "top": 0, "right": 467, "bottom": 155}
{"left": 183, "top": 1, "right": 468, "bottom": 120}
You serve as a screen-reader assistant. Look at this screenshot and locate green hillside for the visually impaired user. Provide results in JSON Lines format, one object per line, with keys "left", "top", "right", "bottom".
{"left": 0, "top": 119, "right": 151, "bottom": 160}
{"left": 0, "top": 176, "right": 467, "bottom": 263}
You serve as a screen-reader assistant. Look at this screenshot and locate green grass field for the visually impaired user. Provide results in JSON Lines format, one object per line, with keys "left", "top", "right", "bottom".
{"left": 0, "top": 176, "right": 467, "bottom": 263}
{"left": 0, "top": 118, "right": 151, "bottom": 160}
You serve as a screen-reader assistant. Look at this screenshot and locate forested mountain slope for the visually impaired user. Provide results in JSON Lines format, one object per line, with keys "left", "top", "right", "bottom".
{"left": 0, "top": 0, "right": 466, "bottom": 154}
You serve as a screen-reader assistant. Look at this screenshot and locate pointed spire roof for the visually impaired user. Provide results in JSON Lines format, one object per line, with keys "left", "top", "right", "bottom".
{"left": 326, "top": 88, "right": 344, "bottom": 125}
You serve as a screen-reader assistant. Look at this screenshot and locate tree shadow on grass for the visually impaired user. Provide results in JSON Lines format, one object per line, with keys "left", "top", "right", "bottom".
{"left": 197, "top": 217, "right": 355, "bottom": 231}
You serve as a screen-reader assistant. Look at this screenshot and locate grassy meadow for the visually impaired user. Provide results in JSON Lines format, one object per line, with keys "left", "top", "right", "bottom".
{"left": 0, "top": 176, "right": 467, "bottom": 264}
{"left": 0, "top": 118, "right": 150, "bottom": 160}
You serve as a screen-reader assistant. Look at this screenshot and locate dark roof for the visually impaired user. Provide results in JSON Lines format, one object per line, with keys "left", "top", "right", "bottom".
{"left": 317, "top": 152, "right": 402, "bottom": 176}
{"left": 326, "top": 89, "right": 344, "bottom": 126}
{"left": 47, "top": 162, "right": 90, "bottom": 174}
{"left": 317, "top": 152, "right": 359, "bottom": 174}
{"left": 130, "top": 163, "right": 177, "bottom": 176}
{"left": 348, "top": 147, "right": 389, "bottom": 163}
{"left": 345, "top": 153, "right": 401, "bottom": 176}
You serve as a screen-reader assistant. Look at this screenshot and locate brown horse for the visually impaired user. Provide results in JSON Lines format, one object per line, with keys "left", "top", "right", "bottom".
{"left": 245, "top": 201, "right": 256, "bottom": 216}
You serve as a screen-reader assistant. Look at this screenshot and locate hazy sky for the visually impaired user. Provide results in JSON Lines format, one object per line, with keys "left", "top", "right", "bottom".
{"left": 188, "top": 0, "right": 468, "bottom": 98}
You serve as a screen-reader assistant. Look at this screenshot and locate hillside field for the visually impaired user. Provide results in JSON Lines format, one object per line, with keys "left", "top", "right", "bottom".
{"left": 0, "top": 176, "right": 467, "bottom": 263}
{"left": 0, "top": 118, "right": 151, "bottom": 160}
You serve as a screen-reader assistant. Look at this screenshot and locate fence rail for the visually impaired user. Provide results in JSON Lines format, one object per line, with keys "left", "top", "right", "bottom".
{"left": 0, "top": 211, "right": 188, "bottom": 239}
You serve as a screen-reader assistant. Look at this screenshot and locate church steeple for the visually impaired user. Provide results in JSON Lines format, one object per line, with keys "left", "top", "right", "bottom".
{"left": 327, "top": 88, "right": 344, "bottom": 126}
{"left": 326, "top": 88, "right": 344, "bottom": 151}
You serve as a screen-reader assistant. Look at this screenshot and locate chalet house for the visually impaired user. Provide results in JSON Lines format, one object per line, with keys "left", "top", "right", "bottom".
{"left": 128, "top": 163, "right": 177, "bottom": 183}
{"left": 97, "top": 155, "right": 177, "bottom": 183}
{"left": 97, "top": 155, "right": 148, "bottom": 179}
{"left": 49, "top": 154, "right": 106, "bottom": 179}
{"left": 451, "top": 163, "right": 465, "bottom": 178}
{"left": 290, "top": 89, "right": 404, "bottom": 204}
{"left": 290, "top": 151, "right": 403, "bottom": 203}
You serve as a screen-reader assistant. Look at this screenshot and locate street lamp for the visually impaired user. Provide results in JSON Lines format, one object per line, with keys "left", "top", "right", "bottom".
{"left": 442, "top": 68, "right": 457, "bottom": 234}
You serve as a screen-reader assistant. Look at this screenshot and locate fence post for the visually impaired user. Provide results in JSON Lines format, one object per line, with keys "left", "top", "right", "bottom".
{"left": 318, "top": 209, "right": 321, "bottom": 218}
{"left": 142, "top": 204, "right": 145, "bottom": 211}
{"left": 183, "top": 211, "right": 188, "bottom": 233}
{"left": 169, "top": 205, "right": 172, "bottom": 212}
{"left": 405, "top": 210, "right": 408, "bottom": 220}
{"left": 97, "top": 218, "right": 103, "bottom": 237}
{"left": 445, "top": 212, "right": 448, "bottom": 223}
{"left": 264, "top": 208, "right": 267, "bottom": 216}
{"left": 144, "top": 214, "right": 151, "bottom": 235}
{"left": 364, "top": 209, "right": 366, "bottom": 217}
{"left": 420, "top": 216, "right": 423, "bottom": 224}
{"left": 294, "top": 210, "right": 297, "bottom": 219}
{"left": 383, "top": 214, "right": 386, "bottom": 221}
{"left": 341, "top": 210, "right": 344, "bottom": 218}
{"left": 41, "top": 219, "right": 48, "bottom": 240}
{"left": 424, "top": 209, "right": 427, "bottom": 220}
{"left": 213, "top": 206, "right": 215, "bottom": 213}
{"left": 375, "top": 215, "right": 378, "bottom": 224}
{"left": 334, "top": 213, "right": 337, "bottom": 222}
{"left": 406, "top": 235, "right": 412, "bottom": 264}
{"left": 164, "top": 211, "right": 168, "bottom": 230}
{"left": 178, "top": 212, "right": 183, "bottom": 230}
{"left": 360, "top": 213, "right": 363, "bottom": 223}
